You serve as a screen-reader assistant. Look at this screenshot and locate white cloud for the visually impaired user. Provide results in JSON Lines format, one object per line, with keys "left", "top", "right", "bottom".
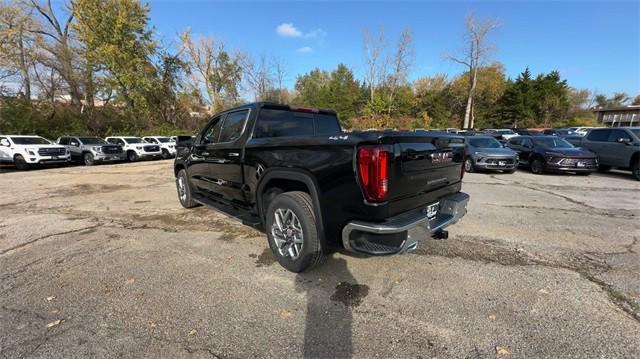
{"left": 276, "top": 23, "right": 302, "bottom": 38}
{"left": 297, "top": 46, "right": 313, "bottom": 53}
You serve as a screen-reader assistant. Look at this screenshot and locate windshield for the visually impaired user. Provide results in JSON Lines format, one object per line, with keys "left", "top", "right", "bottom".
{"left": 468, "top": 137, "right": 502, "bottom": 148}
{"left": 124, "top": 137, "right": 143, "bottom": 144}
{"left": 156, "top": 137, "right": 171, "bottom": 143}
{"left": 533, "top": 137, "right": 574, "bottom": 148}
{"left": 9, "top": 136, "right": 51, "bottom": 145}
{"left": 78, "top": 137, "right": 107, "bottom": 145}
{"left": 630, "top": 129, "right": 640, "bottom": 138}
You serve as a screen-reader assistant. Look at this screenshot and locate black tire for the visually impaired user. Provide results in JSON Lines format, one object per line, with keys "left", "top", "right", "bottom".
{"left": 83, "top": 152, "right": 95, "bottom": 166}
{"left": 14, "top": 154, "right": 29, "bottom": 170}
{"left": 161, "top": 149, "right": 170, "bottom": 159}
{"left": 464, "top": 158, "right": 475, "bottom": 173}
{"left": 176, "top": 169, "right": 199, "bottom": 208}
{"left": 127, "top": 151, "right": 138, "bottom": 162}
{"left": 530, "top": 158, "right": 545, "bottom": 174}
{"left": 597, "top": 165, "right": 612, "bottom": 172}
{"left": 632, "top": 160, "right": 640, "bottom": 181}
{"left": 266, "top": 191, "right": 324, "bottom": 273}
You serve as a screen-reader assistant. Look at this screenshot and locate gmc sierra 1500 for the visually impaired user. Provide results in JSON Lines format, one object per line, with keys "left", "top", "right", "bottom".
{"left": 174, "top": 102, "right": 469, "bottom": 272}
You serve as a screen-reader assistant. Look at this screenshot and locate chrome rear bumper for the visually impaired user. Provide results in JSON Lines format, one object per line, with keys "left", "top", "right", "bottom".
{"left": 342, "top": 192, "right": 470, "bottom": 255}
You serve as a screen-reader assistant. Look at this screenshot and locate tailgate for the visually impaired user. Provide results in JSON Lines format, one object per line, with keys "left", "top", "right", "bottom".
{"left": 382, "top": 133, "right": 464, "bottom": 201}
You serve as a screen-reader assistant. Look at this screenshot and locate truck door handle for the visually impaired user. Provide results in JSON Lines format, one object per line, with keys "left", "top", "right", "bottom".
{"left": 228, "top": 152, "right": 239, "bottom": 157}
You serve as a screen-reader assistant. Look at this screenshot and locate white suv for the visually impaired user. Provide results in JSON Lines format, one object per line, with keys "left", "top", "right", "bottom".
{"left": 0, "top": 135, "right": 71, "bottom": 170}
{"left": 142, "top": 136, "right": 177, "bottom": 159}
{"left": 104, "top": 136, "right": 162, "bottom": 162}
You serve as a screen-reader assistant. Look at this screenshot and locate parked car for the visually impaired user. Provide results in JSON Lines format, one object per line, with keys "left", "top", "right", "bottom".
{"left": 57, "top": 136, "right": 125, "bottom": 165}
{"left": 0, "top": 135, "right": 70, "bottom": 170}
{"left": 506, "top": 135, "right": 597, "bottom": 175}
{"left": 104, "top": 136, "right": 162, "bottom": 162}
{"left": 580, "top": 127, "right": 640, "bottom": 180}
{"left": 464, "top": 136, "right": 518, "bottom": 173}
{"left": 542, "top": 128, "right": 574, "bottom": 136}
{"left": 142, "top": 136, "right": 177, "bottom": 159}
{"left": 174, "top": 102, "right": 470, "bottom": 272}
{"left": 513, "top": 129, "right": 543, "bottom": 136}
{"left": 483, "top": 129, "right": 519, "bottom": 141}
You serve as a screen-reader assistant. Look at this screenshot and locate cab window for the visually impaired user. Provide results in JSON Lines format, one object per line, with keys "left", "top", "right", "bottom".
{"left": 59, "top": 137, "right": 69, "bottom": 145}
{"left": 608, "top": 129, "right": 631, "bottom": 142}
{"left": 219, "top": 110, "right": 249, "bottom": 143}
{"left": 587, "top": 129, "right": 610, "bottom": 142}
{"left": 201, "top": 116, "right": 223, "bottom": 144}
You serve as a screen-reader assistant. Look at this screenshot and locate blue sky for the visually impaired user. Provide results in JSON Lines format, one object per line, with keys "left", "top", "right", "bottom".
{"left": 149, "top": 0, "right": 640, "bottom": 96}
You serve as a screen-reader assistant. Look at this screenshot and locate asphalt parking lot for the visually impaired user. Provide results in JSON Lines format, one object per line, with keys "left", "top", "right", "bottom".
{"left": 1, "top": 161, "right": 639, "bottom": 358}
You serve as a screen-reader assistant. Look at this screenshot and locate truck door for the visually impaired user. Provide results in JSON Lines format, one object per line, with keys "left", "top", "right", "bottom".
{"left": 191, "top": 115, "right": 223, "bottom": 194}
{"left": 68, "top": 137, "right": 82, "bottom": 160}
{"left": 204, "top": 109, "right": 250, "bottom": 205}
{"left": 607, "top": 129, "right": 633, "bottom": 168}
{"left": 585, "top": 129, "right": 612, "bottom": 165}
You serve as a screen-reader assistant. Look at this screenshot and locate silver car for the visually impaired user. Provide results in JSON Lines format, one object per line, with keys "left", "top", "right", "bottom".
{"left": 465, "top": 136, "right": 519, "bottom": 173}
{"left": 580, "top": 127, "right": 640, "bottom": 180}
{"left": 57, "top": 136, "right": 126, "bottom": 165}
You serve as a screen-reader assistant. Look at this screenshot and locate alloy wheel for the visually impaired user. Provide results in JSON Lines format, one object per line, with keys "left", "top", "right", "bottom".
{"left": 271, "top": 208, "right": 304, "bottom": 260}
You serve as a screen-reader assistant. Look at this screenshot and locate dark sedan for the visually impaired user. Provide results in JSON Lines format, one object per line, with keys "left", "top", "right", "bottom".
{"left": 465, "top": 136, "right": 519, "bottom": 173}
{"left": 506, "top": 135, "right": 597, "bottom": 175}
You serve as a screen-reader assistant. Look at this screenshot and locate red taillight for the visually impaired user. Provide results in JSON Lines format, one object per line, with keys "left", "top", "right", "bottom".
{"left": 357, "top": 146, "right": 389, "bottom": 202}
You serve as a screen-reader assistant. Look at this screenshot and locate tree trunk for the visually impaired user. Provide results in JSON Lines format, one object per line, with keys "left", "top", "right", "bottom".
{"left": 463, "top": 66, "right": 478, "bottom": 129}
{"left": 17, "top": 27, "right": 31, "bottom": 100}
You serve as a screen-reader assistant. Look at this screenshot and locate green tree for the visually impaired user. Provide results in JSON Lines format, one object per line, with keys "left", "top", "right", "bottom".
{"left": 73, "top": 0, "right": 156, "bottom": 116}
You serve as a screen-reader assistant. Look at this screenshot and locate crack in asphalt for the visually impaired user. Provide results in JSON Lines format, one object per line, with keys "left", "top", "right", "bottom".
{"left": 0, "top": 224, "right": 104, "bottom": 256}
{"left": 482, "top": 202, "right": 636, "bottom": 219}
{"left": 416, "top": 236, "right": 640, "bottom": 322}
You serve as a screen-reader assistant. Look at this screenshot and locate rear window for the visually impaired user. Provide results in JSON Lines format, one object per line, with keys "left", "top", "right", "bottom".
{"left": 254, "top": 109, "right": 340, "bottom": 138}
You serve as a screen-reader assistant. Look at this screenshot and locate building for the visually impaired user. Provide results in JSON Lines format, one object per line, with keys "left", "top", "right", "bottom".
{"left": 593, "top": 105, "right": 640, "bottom": 127}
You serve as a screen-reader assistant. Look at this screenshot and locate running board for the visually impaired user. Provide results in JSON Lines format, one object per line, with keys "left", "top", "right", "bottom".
{"left": 192, "top": 192, "right": 263, "bottom": 230}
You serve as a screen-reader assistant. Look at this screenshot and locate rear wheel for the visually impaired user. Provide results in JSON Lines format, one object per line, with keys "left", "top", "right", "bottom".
{"left": 83, "top": 152, "right": 95, "bottom": 166}
{"left": 127, "top": 151, "right": 138, "bottom": 162}
{"left": 161, "top": 149, "right": 170, "bottom": 159}
{"left": 464, "top": 158, "right": 475, "bottom": 173}
{"left": 632, "top": 160, "right": 640, "bottom": 181}
{"left": 530, "top": 158, "right": 545, "bottom": 174}
{"left": 266, "top": 191, "right": 324, "bottom": 273}
{"left": 176, "top": 169, "right": 199, "bottom": 208}
{"left": 14, "top": 154, "right": 29, "bottom": 170}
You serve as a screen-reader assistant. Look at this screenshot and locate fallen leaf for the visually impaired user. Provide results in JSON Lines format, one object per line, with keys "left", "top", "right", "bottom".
{"left": 47, "top": 320, "right": 63, "bottom": 328}
{"left": 280, "top": 309, "right": 292, "bottom": 318}
{"left": 488, "top": 314, "right": 497, "bottom": 320}
{"left": 46, "top": 296, "right": 55, "bottom": 301}
{"left": 126, "top": 278, "right": 135, "bottom": 284}
{"left": 539, "top": 289, "right": 550, "bottom": 294}
{"left": 189, "top": 329, "right": 197, "bottom": 336}
{"left": 496, "top": 346, "right": 510, "bottom": 356}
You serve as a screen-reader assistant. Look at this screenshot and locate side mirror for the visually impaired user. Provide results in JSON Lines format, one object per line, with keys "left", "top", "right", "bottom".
{"left": 617, "top": 138, "right": 631, "bottom": 144}
{"left": 70, "top": 142, "right": 79, "bottom": 147}
{"left": 176, "top": 135, "right": 193, "bottom": 148}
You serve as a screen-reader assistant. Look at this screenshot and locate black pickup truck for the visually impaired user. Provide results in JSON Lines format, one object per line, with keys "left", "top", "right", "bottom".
{"left": 174, "top": 102, "right": 470, "bottom": 272}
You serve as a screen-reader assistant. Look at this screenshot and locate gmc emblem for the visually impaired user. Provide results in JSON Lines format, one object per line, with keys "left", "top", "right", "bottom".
{"left": 430, "top": 152, "right": 452, "bottom": 164}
